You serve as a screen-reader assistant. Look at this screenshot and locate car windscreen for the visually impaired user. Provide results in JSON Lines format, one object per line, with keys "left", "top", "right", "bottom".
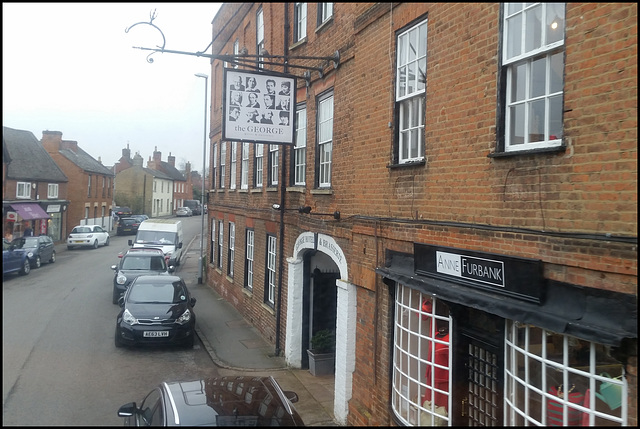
{"left": 72, "top": 227, "right": 92, "bottom": 234}
{"left": 128, "top": 282, "right": 186, "bottom": 304}
{"left": 122, "top": 256, "right": 166, "bottom": 271}
{"left": 11, "top": 237, "right": 38, "bottom": 248}
{"left": 135, "top": 231, "right": 176, "bottom": 245}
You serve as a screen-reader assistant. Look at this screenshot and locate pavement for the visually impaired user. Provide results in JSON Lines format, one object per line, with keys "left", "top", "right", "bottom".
{"left": 177, "top": 235, "right": 338, "bottom": 426}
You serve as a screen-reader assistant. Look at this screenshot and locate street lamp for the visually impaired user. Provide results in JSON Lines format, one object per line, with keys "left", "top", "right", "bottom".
{"left": 195, "top": 73, "right": 208, "bottom": 284}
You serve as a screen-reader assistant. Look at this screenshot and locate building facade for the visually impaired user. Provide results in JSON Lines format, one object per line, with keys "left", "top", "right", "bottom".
{"left": 205, "top": 3, "right": 637, "bottom": 426}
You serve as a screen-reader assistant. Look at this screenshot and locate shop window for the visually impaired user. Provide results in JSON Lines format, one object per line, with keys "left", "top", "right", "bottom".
{"left": 505, "top": 321, "right": 627, "bottom": 426}
{"left": 392, "top": 284, "right": 451, "bottom": 426}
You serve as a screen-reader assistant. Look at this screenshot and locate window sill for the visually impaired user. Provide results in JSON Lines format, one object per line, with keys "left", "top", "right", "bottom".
{"left": 266, "top": 186, "right": 279, "bottom": 192}
{"left": 286, "top": 186, "right": 306, "bottom": 193}
{"left": 311, "top": 188, "right": 333, "bottom": 195}
{"left": 387, "top": 159, "right": 426, "bottom": 169}
{"left": 261, "top": 302, "right": 276, "bottom": 315}
{"left": 250, "top": 188, "right": 263, "bottom": 193}
{"left": 488, "top": 145, "right": 566, "bottom": 158}
{"left": 242, "top": 287, "right": 253, "bottom": 297}
{"left": 289, "top": 38, "right": 307, "bottom": 51}
{"left": 315, "top": 17, "right": 334, "bottom": 34}
{"left": 238, "top": 188, "right": 248, "bottom": 193}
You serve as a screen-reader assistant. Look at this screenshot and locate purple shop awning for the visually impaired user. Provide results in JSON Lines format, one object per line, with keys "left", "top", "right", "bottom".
{"left": 10, "top": 203, "right": 50, "bottom": 220}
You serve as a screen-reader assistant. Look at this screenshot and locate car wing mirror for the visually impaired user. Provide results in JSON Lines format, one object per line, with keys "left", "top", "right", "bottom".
{"left": 190, "top": 297, "right": 197, "bottom": 307}
{"left": 168, "top": 265, "right": 175, "bottom": 273}
{"left": 111, "top": 265, "right": 117, "bottom": 270}
{"left": 118, "top": 296, "right": 125, "bottom": 307}
{"left": 284, "top": 391, "right": 299, "bottom": 403}
{"left": 117, "top": 402, "right": 138, "bottom": 417}
{"left": 128, "top": 240, "right": 133, "bottom": 246}
{"left": 178, "top": 242, "right": 183, "bottom": 249}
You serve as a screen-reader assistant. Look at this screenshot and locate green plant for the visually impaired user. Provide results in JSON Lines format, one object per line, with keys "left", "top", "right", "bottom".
{"left": 310, "top": 329, "right": 335, "bottom": 353}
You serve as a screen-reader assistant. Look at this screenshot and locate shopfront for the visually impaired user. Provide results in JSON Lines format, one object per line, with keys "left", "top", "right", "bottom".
{"left": 377, "top": 243, "right": 636, "bottom": 426}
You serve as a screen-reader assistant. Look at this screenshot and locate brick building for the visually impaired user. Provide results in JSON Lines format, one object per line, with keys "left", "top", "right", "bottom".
{"left": 205, "top": 3, "right": 637, "bottom": 426}
{"left": 41, "top": 130, "right": 115, "bottom": 234}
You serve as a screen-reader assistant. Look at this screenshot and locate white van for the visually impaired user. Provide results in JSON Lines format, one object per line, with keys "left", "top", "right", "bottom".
{"left": 128, "top": 219, "right": 184, "bottom": 266}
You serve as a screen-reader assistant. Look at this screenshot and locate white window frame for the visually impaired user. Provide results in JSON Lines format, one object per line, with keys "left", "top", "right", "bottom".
{"left": 318, "top": 3, "right": 333, "bottom": 26}
{"left": 217, "top": 220, "right": 224, "bottom": 269}
{"left": 230, "top": 142, "right": 237, "bottom": 190}
{"left": 502, "top": 3, "right": 565, "bottom": 152}
{"left": 294, "top": 105, "right": 307, "bottom": 186}
{"left": 211, "top": 219, "right": 216, "bottom": 265}
{"left": 220, "top": 142, "right": 227, "bottom": 189}
{"left": 17, "top": 182, "right": 31, "bottom": 199}
{"left": 228, "top": 222, "right": 235, "bottom": 277}
{"left": 47, "top": 183, "right": 59, "bottom": 199}
{"left": 294, "top": 2, "right": 307, "bottom": 42}
{"left": 266, "top": 235, "right": 277, "bottom": 305}
{"left": 241, "top": 142, "right": 250, "bottom": 189}
{"left": 317, "top": 92, "right": 333, "bottom": 188}
{"left": 233, "top": 39, "right": 239, "bottom": 69}
{"left": 245, "top": 229, "right": 254, "bottom": 291}
{"left": 257, "top": 8, "right": 265, "bottom": 69}
{"left": 269, "top": 144, "right": 279, "bottom": 186}
{"left": 254, "top": 144, "right": 264, "bottom": 188}
{"left": 396, "top": 18, "right": 427, "bottom": 164}
{"left": 212, "top": 142, "right": 218, "bottom": 189}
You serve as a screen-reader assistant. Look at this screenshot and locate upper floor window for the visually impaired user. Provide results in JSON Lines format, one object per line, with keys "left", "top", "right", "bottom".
{"left": 501, "top": 3, "right": 565, "bottom": 152}
{"left": 88, "top": 175, "right": 92, "bottom": 197}
{"left": 233, "top": 39, "right": 239, "bottom": 69}
{"left": 317, "top": 3, "right": 333, "bottom": 26}
{"left": 396, "top": 18, "right": 427, "bottom": 164}
{"left": 316, "top": 92, "right": 333, "bottom": 188}
{"left": 230, "top": 142, "right": 238, "bottom": 190}
{"left": 293, "top": 105, "right": 307, "bottom": 186}
{"left": 17, "top": 182, "right": 31, "bottom": 199}
{"left": 228, "top": 222, "right": 235, "bottom": 277}
{"left": 217, "top": 220, "right": 224, "bottom": 269}
{"left": 245, "top": 229, "right": 254, "bottom": 291}
{"left": 257, "top": 8, "right": 265, "bottom": 69}
{"left": 265, "top": 234, "right": 277, "bottom": 306}
{"left": 220, "top": 142, "right": 227, "bottom": 189}
{"left": 294, "top": 3, "right": 307, "bottom": 43}
{"left": 269, "top": 145, "right": 279, "bottom": 187}
{"left": 210, "top": 219, "right": 216, "bottom": 265}
{"left": 240, "top": 142, "right": 250, "bottom": 189}
{"left": 47, "top": 183, "right": 59, "bottom": 199}
{"left": 254, "top": 144, "right": 264, "bottom": 188}
{"left": 212, "top": 142, "right": 218, "bottom": 189}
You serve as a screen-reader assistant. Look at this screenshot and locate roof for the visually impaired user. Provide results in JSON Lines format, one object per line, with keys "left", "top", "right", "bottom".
{"left": 142, "top": 167, "right": 173, "bottom": 180}
{"left": 3, "top": 126, "right": 68, "bottom": 182}
{"left": 156, "top": 161, "right": 186, "bottom": 181}
{"left": 59, "top": 145, "right": 114, "bottom": 176}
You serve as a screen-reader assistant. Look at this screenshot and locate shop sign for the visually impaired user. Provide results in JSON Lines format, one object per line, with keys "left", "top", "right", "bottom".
{"left": 47, "top": 205, "right": 61, "bottom": 213}
{"left": 6, "top": 211, "right": 17, "bottom": 222}
{"left": 414, "top": 243, "right": 543, "bottom": 303}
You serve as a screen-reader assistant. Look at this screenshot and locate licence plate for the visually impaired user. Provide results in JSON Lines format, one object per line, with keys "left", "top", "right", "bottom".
{"left": 74, "top": 240, "right": 84, "bottom": 243}
{"left": 144, "top": 331, "right": 169, "bottom": 337}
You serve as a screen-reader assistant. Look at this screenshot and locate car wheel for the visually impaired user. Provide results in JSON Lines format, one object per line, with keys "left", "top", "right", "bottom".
{"left": 184, "top": 333, "right": 195, "bottom": 349}
{"left": 115, "top": 328, "right": 124, "bottom": 348}
{"left": 49, "top": 251, "right": 56, "bottom": 263}
{"left": 105, "top": 236, "right": 110, "bottom": 246}
{"left": 19, "top": 259, "right": 31, "bottom": 276}
{"left": 34, "top": 256, "right": 41, "bottom": 268}
{"left": 93, "top": 239, "right": 99, "bottom": 249}
{"left": 67, "top": 245, "right": 74, "bottom": 250}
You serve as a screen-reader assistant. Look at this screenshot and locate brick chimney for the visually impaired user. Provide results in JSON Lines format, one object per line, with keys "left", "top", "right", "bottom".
{"left": 168, "top": 152, "right": 175, "bottom": 167}
{"left": 122, "top": 143, "right": 131, "bottom": 159}
{"left": 132, "top": 153, "right": 144, "bottom": 167}
{"left": 60, "top": 140, "right": 79, "bottom": 153}
{"left": 153, "top": 146, "right": 162, "bottom": 163}
{"left": 41, "top": 130, "right": 63, "bottom": 152}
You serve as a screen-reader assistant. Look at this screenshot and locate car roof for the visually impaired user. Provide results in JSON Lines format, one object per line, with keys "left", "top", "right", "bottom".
{"left": 133, "top": 274, "right": 183, "bottom": 284}
{"left": 123, "top": 248, "right": 164, "bottom": 256}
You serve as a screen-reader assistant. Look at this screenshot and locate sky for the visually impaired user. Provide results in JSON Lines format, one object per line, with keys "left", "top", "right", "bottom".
{"left": 3, "top": 3, "right": 222, "bottom": 171}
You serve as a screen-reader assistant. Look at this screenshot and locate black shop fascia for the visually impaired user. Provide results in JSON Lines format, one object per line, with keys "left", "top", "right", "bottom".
{"left": 376, "top": 243, "right": 637, "bottom": 347}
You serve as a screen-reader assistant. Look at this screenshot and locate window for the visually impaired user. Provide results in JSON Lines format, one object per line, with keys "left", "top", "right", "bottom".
{"left": 212, "top": 142, "right": 218, "bottom": 189}
{"left": 504, "top": 322, "right": 627, "bottom": 426}
{"left": 501, "top": 3, "right": 565, "bottom": 152}
{"left": 233, "top": 39, "right": 239, "bottom": 69}
{"left": 391, "top": 285, "right": 452, "bottom": 426}
{"left": 17, "top": 182, "right": 31, "bottom": 199}
{"left": 268, "top": 145, "right": 279, "bottom": 186}
{"left": 241, "top": 142, "right": 249, "bottom": 189}
{"left": 47, "top": 183, "right": 59, "bottom": 199}
{"left": 220, "top": 142, "right": 227, "bottom": 189}
{"left": 294, "top": 3, "right": 307, "bottom": 43}
{"left": 317, "top": 3, "right": 333, "bottom": 26}
{"left": 228, "top": 222, "right": 235, "bottom": 277}
{"left": 245, "top": 229, "right": 254, "bottom": 291}
{"left": 210, "top": 219, "right": 216, "bottom": 264}
{"left": 316, "top": 92, "right": 333, "bottom": 188}
{"left": 396, "top": 18, "right": 427, "bottom": 164}
{"left": 293, "top": 105, "right": 307, "bottom": 185}
{"left": 230, "top": 142, "right": 237, "bottom": 190}
{"left": 217, "top": 220, "right": 224, "bottom": 269}
{"left": 257, "top": 8, "right": 264, "bottom": 69}
{"left": 254, "top": 144, "right": 264, "bottom": 188}
{"left": 88, "top": 175, "right": 92, "bottom": 197}
{"left": 265, "top": 235, "right": 276, "bottom": 306}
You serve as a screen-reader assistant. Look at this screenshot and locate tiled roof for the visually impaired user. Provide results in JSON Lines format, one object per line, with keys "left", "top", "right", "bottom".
{"left": 3, "top": 126, "right": 68, "bottom": 182}
{"left": 59, "top": 146, "right": 114, "bottom": 176}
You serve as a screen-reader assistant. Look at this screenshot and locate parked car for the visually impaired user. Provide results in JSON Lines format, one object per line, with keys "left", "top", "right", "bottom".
{"left": 10, "top": 235, "right": 55, "bottom": 268}
{"left": 3, "top": 238, "right": 31, "bottom": 276}
{"left": 130, "top": 214, "right": 149, "bottom": 223}
{"left": 184, "top": 199, "right": 202, "bottom": 215}
{"left": 117, "top": 217, "right": 141, "bottom": 236}
{"left": 117, "top": 375, "right": 303, "bottom": 426}
{"left": 175, "top": 207, "right": 192, "bottom": 217}
{"left": 67, "top": 225, "right": 110, "bottom": 249}
{"left": 115, "top": 275, "right": 196, "bottom": 348}
{"left": 111, "top": 248, "right": 175, "bottom": 304}
{"left": 114, "top": 206, "right": 133, "bottom": 217}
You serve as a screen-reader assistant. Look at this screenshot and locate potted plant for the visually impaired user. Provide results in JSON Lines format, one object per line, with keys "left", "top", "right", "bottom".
{"left": 307, "top": 329, "right": 336, "bottom": 376}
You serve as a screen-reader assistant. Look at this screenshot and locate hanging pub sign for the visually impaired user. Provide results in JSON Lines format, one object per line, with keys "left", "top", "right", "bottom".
{"left": 222, "top": 69, "right": 295, "bottom": 145}
{"left": 414, "top": 243, "right": 544, "bottom": 303}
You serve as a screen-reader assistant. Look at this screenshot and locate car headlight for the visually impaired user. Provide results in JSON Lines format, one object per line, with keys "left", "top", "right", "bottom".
{"left": 123, "top": 309, "right": 138, "bottom": 325}
{"left": 176, "top": 309, "right": 191, "bottom": 325}
{"left": 116, "top": 273, "right": 127, "bottom": 285}
{"left": 27, "top": 252, "right": 34, "bottom": 258}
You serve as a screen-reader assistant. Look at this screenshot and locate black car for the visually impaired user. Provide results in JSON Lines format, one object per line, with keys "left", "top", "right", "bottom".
{"left": 114, "top": 206, "right": 133, "bottom": 217}
{"left": 117, "top": 375, "right": 304, "bottom": 426}
{"left": 10, "top": 235, "right": 56, "bottom": 268}
{"left": 117, "top": 217, "right": 141, "bottom": 236}
{"left": 115, "top": 275, "right": 196, "bottom": 348}
{"left": 111, "top": 248, "right": 175, "bottom": 304}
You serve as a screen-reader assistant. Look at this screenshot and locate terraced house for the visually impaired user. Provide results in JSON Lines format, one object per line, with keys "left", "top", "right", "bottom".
{"left": 203, "top": 3, "right": 636, "bottom": 426}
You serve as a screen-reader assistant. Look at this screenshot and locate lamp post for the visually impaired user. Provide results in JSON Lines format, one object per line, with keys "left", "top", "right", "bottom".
{"left": 195, "top": 73, "right": 208, "bottom": 284}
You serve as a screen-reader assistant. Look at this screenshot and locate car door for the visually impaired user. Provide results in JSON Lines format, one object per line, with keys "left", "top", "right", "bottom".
{"left": 39, "top": 236, "right": 53, "bottom": 261}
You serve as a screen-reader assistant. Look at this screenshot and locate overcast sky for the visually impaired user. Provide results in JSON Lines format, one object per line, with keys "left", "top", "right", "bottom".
{"left": 3, "top": 3, "right": 221, "bottom": 171}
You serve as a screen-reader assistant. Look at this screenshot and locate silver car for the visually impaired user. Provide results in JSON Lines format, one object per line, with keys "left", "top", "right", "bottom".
{"left": 67, "top": 225, "right": 110, "bottom": 250}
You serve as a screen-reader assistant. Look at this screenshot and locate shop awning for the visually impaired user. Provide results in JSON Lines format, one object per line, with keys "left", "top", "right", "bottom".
{"left": 10, "top": 203, "right": 50, "bottom": 220}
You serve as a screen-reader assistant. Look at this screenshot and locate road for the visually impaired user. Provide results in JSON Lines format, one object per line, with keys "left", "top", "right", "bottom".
{"left": 2, "top": 215, "right": 218, "bottom": 425}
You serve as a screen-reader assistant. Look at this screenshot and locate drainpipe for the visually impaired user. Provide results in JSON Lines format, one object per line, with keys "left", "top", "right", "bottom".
{"left": 274, "top": 2, "right": 290, "bottom": 357}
